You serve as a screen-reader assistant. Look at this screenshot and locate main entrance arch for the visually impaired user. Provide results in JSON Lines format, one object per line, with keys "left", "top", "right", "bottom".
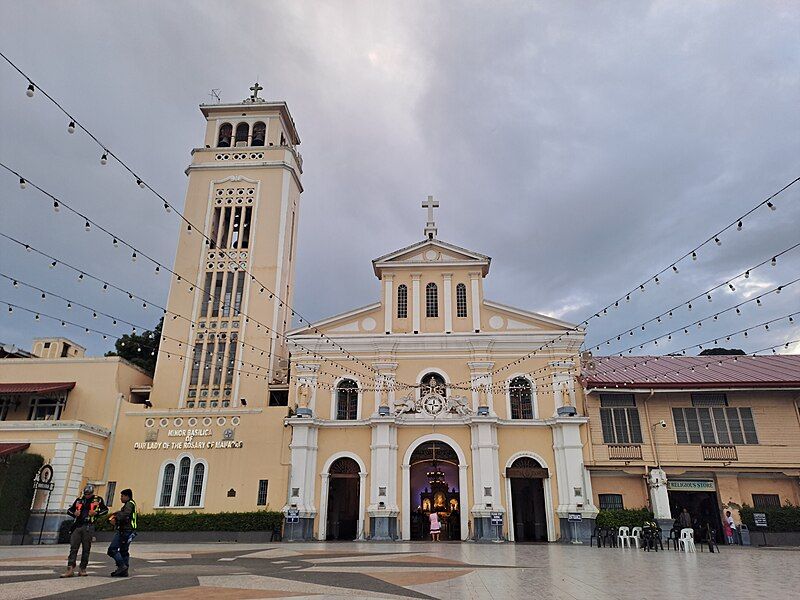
{"left": 505, "top": 453, "right": 554, "bottom": 542}
{"left": 322, "top": 456, "right": 364, "bottom": 540}
{"left": 401, "top": 434, "right": 469, "bottom": 540}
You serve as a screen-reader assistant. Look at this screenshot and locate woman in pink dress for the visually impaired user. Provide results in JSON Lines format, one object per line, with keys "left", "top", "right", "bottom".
{"left": 429, "top": 512, "right": 441, "bottom": 541}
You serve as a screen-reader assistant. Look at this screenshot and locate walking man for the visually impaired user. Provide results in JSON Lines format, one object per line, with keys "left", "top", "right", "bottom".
{"left": 61, "top": 484, "right": 108, "bottom": 578}
{"left": 107, "top": 488, "right": 137, "bottom": 577}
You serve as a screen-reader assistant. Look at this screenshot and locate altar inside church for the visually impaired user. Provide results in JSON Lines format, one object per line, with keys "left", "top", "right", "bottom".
{"left": 409, "top": 441, "right": 461, "bottom": 540}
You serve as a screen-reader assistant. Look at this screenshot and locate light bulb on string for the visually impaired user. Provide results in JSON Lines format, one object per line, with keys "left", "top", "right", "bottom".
{"left": 715, "top": 237, "right": 722, "bottom": 246}
{"left": 67, "top": 302, "right": 72, "bottom": 309}
{"left": 672, "top": 264, "right": 679, "bottom": 273}
{"left": 767, "top": 201, "right": 776, "bottom": 210}
{"left": 53, "top": 200, "right": 60, "bottom": 212}
{"left": 112, "top": 238, "right": 119, "bottom": 248}
{"left": 163, "top": 202, "right": 171, "bottom": 213}
{"left": 728, "top": 283, "right": 735, "bottom": 291}
{"left": 26, "top": 83, "right": 35, "bottom": 97}
{"left": 40, "top": 292, "right": 45, "bottom": 300}
{"left": 102, "top": 283, "right": 108, "bottom": 291}
{"left": 771, "top": 257, "right": 777, "bottom": 266}
{"left": 131, "top": 251, "right": 137, "bottom": 262}
{"left": 744, "top": 270, "right": 750, "bottom": 279}
{"left": 78, "top": 273, "right": 84, "bottom": 282}
{"left": 776, "top": 287, "right": 782, "bottom": 294}
{"left": 737, "top": 221, "right": 743, "bottom": 231}
{"left": 756, "top": 298, "right": 762, "bottom": 307}
{"left": 19, "top": 178, "right": 27, "bottom": 189}
{"left": 92, "top": 312, "right": 97, "bottom": 319}
{"left": 67, "top": 121, "right": 75, "bottom": 134}
{"left": 12, "top": 280, "right": 18, "bottom": 288}
{"left": 100, "top": 153, "right": 108, "bottom": 165}
{"left": 49, "top": 260, "right": 56, "bottom": 269}
{"left": 84, "top": 220, "right": 91, "bottom": 231}
{"left": 707, "top": 294, "right": 712, "bottom": 302}
{"left": 136, "top": 178, "right": 145, "bottom": 188}
{"left": 154, "top": 265, "right": 160, "bottom": 275}
{"left": 7, "top": 305, "right": 11, "bottom": 313}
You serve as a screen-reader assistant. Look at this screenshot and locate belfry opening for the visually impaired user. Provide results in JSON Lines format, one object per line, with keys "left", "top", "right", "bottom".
{"left": 409, "top": 441, "right": 461, "bottom": 541}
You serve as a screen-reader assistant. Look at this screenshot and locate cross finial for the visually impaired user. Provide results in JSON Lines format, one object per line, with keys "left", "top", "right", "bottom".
{"left": 422, "top": 195, "right": 439, "bottom": 239}
{"left": 249, "top": 82, "right": 263, "bottom": 100}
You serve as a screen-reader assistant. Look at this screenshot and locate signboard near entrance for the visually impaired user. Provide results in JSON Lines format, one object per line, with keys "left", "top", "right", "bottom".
{"left": 286, "top": 509, "right": 300, "bottom": 524}
{"left": 667, "top": 480, "right": 716, "bottom": 492}
{"left": 490, "top": 512, "right": 503, "bottom": 526}
{"left": 753, "top": 513, "right": 767, "bottom": 528}
{"left": 568, "top": 513, "right": 583, "bottom": 522}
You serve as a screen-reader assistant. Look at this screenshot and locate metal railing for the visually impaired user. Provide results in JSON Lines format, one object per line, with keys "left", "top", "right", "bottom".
{"left": 607, "top": 444, "right": 643, "bottom": 460}
{"left": 702, "top": 445, "right": 738, "bottom": 461}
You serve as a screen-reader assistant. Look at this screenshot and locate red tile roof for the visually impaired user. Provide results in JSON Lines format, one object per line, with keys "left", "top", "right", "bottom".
{"left": 0, "top": 443, "right": 30, "bottom": 456}
{"left": 0, "top": 382, "right": 75, "bottom": 394}
{"left": 582, "top": 355, "right": 800, "bottom": 390}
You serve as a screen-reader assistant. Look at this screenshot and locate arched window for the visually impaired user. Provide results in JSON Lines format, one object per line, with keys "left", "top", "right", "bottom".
{"left": 456, "top": 283, "right": 468, "bottom": 318}
{"left": 159, "top": 463, "right": 175, "bottom": 507}
{"left": 217, "top": 123, "right": 232, "bottom": 147}
{"left": 426, "top": 283, "right": 438, "bottom": 318}
{"left": 175, "top": 457, "right": 191, "bottom": 505}
{"left": 509, "top": 376, "right": 534, "bottom": 419}
{"left": 189, "top": 463, "right": 205, "bottom": 506}
{"left": 397, "top": 284, "right": 408, "bottom": 319}
{"left": 336, "top": 379, "right": 359, "bottom": 420}
{"left": 235, "top": 122, "right": 249, "bottom": 146}
{"left": 421, "top": 372, "right": 446, "bottom": 397}
{"left": 252, "top": 122, "right": 266, "bottom": 146}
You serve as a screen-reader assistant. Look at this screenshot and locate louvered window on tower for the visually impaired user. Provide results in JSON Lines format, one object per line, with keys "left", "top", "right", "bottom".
{"left": 252, "top": 121, "right": 266, "bottom": 146}
{"left": 599, "top": 393, "right": 643, "bottom": 444}
{"left": 397, "top": 284, "right": 408, "bottom": 318}
{"left": 456, "top": 283, "right": 468, "bottom": 318}
{"left": 426, "top": 283, "right": 438, "bottom": 317}
{"left": 217, "top": 122, "right": 232, "bottom": 147}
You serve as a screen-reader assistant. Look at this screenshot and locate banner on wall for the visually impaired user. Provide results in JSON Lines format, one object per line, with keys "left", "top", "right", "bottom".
{"left": 667, "top": 480, "right": 716, "bottom": 492}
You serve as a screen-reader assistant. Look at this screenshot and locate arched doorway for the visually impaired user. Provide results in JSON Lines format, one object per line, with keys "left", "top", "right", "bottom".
{"left": 507, "top": 456, "right": 548, "bottom": 542}
{"left": 325, "top": 457, "right": 360, "bottom": 540}
{"left": 408, "top": 441, "right": 461, "bottom": 541}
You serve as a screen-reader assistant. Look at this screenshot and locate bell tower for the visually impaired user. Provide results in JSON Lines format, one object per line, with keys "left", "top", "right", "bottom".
{"left": 151, "top": 84, "right": 303, "bottom": 409}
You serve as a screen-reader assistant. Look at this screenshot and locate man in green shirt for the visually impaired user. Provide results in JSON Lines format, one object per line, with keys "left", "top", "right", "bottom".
{"left": 107, "top": 488, "right": 137, "bottom": 577}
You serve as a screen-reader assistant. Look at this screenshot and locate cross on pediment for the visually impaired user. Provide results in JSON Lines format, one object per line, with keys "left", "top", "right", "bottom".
{"left": 422, "top": 195, "right": 439, "bottom": 239}
{"left": 249, "top": 82, "right": 263, "bottom": 100}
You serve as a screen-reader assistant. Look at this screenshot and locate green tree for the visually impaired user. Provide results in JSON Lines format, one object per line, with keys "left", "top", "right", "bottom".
{"left": 698, "top": 348, "right": 746, "bottom": 356}
{"left": 105, "top": 317, "right": 162, "bottom": 374}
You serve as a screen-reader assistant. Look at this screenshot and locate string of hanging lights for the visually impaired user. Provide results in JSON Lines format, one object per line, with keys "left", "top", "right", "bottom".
{"left": 0, "top": 167, "right": 389, "bottom": 385}
{"left": 0, "top": 53, "right": 385, "bottom": 381}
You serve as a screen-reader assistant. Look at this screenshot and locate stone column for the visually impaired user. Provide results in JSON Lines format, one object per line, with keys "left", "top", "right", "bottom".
{"left": 648, "top": 468, "right": 672, "bottom": 525}
{"left": 442, "top": 273, "right": 453, "bottom": 333}
{"left": 283, "top": 417, "right": 319, "bottom": 540}
{"left": 383, "top": 274, "right": 393, "bottom": 334}
{"left": 470, "top": 417, "right": 504, "bottom": 540}
{"left": 552, "top": 416, "right": 598, "bottom": 542}
{"left": 469, "top": 271, "right": 481, "bottom": 332}
{"left": 368, "top": 417, "right": 399, "bottom": 539}
{"left": 468, "top": 361, "right": 495, "bottom": 413}
{"left": 411, "top": 273, "right": 421, "bottom": 334}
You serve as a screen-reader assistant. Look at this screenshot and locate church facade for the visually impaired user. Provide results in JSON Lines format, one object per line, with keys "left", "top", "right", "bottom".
{"left": 283, "top": 213, "right": 597, "bottom": 541}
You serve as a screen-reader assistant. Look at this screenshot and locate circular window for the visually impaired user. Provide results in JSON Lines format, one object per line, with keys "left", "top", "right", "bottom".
{"left": 202, "top": 417, "right": 212, "bottom": 426}
{"left": 159, "top": 418, "right": 169, "bottom": 428}
{"left": 145, "top": 418, "right": 155, "bottom": 428}
{"left": 217, "top": 416, "right": 226, "bottom": 426}
{"left": 173, "top": 417, "right": 183, "bottom": 427}
{"left": 231, "top": 416, "right": 240, "bottom": 426}
{"left": 187, "top": 417, "right": 197, "bottom": 427}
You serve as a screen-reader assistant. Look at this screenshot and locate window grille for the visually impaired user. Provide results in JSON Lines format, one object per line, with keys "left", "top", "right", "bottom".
{"left": 175, "top": 457, "right": 191, "bottom": 506}
{"left": 425, "top": 283, "right": 438, "bottom": 317}
{"left": 189, "top": 463, "right": 204, "bottom": 506}
{"left": 257, "top": 480, "right": 269, "bottom": 505}
{"left": 752, "top": 494, "right": 781, "bottom": 509}
{"left": 336, "top": 379, "right": 359, "bottom": 420}
{"left": 691, "top": 393, "right": 728, "bottom": 407}
{"left": 456, "top": 283, "right": 467, "bottom": 318}
{"left": 672, "top": 407, "right": 758, "bottom": 445}
{"left": 599, "top": 494, "right": 624, "bottom": 510}
{"left": 159, "top": 464, "right": 175, "bottom": 507}
{"left": 509, "top": 376, "right": 534, "bottom": 419}
{"left": 106, "top": 481, "right": 116, "bottom": 508}
{"left": 397, "top": 284, "right": 408, "bottom": 319}
{"left": 235, "top": 122, "right": 249, "bottom": 146}
{"left": 252, "top": 122, "right": 266, "bottom": 146}
{"left": 599, "top": 395, "right": 642, "bottom": 444}
{"left": 217, "top": 123, "right": 232, "bottom": 147}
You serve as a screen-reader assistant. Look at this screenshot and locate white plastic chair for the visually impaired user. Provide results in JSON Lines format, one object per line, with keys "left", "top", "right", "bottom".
{"left": 618, "top": 526, "right": 632, "bottom": 548}
{"left": 679, "top": 528, "right": 696, "bottom": 553}
{"left": 630, "top": 526, "right": 642, "bottom": 549}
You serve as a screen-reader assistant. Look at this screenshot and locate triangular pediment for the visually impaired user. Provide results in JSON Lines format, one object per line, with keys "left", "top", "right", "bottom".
{"left": 482, "top": 300, "right": 580, "bottom": 332}
{"left": 372, "top": 238, "right": 490, "bottom": 278}
{"left": 287, "top": 302, "right": 383, "bottom": 336}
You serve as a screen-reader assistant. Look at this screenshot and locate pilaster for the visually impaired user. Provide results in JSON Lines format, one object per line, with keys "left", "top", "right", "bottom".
{"left": 470, "top": 419, "right": 504, "bottom": 540}
{"left": 442, "top": 273, "right": 453, "bottom": 333}
{"left": 411, "top": 273, "right": 421, "bottom": 334}
{"left": 368, "top": 417, "right": 399, "bottom": 540}
{"left": 383, "top": 274, "right": 394, "bottom": 334}
{"left": 283, "top": 417, "right": 319, "bottom": 539}
{"left": 551, "top": 416, "right": 597, "bottom": 542}
{"left": 469, "top": 271, "right": 481, "bottom": 332}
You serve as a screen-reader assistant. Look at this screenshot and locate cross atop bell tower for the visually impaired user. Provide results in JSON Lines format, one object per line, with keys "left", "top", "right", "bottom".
{"left": 422, "top": 195, "right": 439, "bottom": 239}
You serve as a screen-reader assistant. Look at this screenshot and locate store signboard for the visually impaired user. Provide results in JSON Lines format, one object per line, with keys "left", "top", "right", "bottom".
{"left": 667, "top": 480, "right": 715, "bottom": 492}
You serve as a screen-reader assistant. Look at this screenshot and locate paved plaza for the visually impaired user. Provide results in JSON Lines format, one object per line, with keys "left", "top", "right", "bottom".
{"left": 0, "top": 541, "right": 796, "bottom": 599}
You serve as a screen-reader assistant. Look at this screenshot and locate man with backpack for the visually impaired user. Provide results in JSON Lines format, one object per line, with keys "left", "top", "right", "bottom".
{"left": 107, "top": 488, "right": 137, "bottom": 577}
{"left": 61, "top": 484, "right": 108, "bottom": 578}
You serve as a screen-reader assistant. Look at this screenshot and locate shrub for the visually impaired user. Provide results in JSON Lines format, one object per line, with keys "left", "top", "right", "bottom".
{"left": 94, "top": 510, "right": 283, "bottom": 532}
{"left": 740, "top": 504, "right": 800, "bottom": 532}
{"left": 596, "top": 508, "right": 654, "bottom": 530}
{"left": 0, "top": 453, "right": 44, "bottom": 533}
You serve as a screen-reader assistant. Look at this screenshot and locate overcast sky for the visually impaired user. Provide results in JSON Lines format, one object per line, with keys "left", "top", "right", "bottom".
{"left": 1, "top": 1, "right": 799, "bottom": 362}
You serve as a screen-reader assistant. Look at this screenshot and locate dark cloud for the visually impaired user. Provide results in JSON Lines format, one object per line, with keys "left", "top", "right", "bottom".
{"left": 1, "top": 1, "right": 798, "bottom": 360}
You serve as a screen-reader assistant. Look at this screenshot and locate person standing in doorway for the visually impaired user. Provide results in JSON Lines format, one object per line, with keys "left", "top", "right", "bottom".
{"left": 678, "top": 507, "right": 692, "bottom": 529}
{"left": 61, "top": 484, "right": 108, "bottom": 578}
{"left": 724, "top": 510, "right": 737, "bottom": 544}
{"left": 429, "top": 511, "right": 441, "bottom": 541}
{"left": 107, "top": 489, "right": 137, "bottom": 577}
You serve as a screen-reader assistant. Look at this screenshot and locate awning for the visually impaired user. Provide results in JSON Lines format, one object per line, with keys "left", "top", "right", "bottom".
{"left": 0, "top": 382, "right": 75, "bottom": 395}
{"left": 0, "top": 443, "right": 30, "bottom": 456}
